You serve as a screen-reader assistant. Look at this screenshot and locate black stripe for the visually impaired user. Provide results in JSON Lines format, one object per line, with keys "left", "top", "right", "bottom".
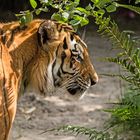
{"left": 0, "top": 26, "right": 27, "bottom": 48}
{"left": 0, "top": 29, "right": 3, "bottom": 35}
{"left": 6, "top": 30, "right": 14, "bottom": 48}
{"left": 57, "top": 69, "right": 61, "bottom": 78}
{"left": 10, "top": 30, "right": 14, "bottom": 42}
{"left": 70, "top": 60, "right": 73, "bottom": 68}
{"left": 52, "top": 59, "right": 56, "bottom": 83}
{"left": 70, "top": 34, "right": 74, "bottom": 41}
{"left": 52, "top": 44, "right": 61, "bottom": 86}
{"left": 63, "top": 37, "right": 68, "bottom": 49}
{"left": 60, "top": 54, "right": 74, "bottom": 75}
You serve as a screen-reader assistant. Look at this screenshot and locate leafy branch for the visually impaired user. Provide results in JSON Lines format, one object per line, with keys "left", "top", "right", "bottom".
{"left": 16, "top": 0, "right": 140, "bottom": 30}
{"left": 41, "top": 125, "right": 117, "bottom": 140}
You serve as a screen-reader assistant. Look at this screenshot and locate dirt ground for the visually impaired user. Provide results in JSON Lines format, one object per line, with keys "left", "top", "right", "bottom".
{"left": 11, "top": 26, "right": 126, "bottom": 140}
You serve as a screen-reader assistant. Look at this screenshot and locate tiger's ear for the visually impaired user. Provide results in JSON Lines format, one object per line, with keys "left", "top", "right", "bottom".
{"left": 37, "top": 20, "right": 59, "bottom": 46}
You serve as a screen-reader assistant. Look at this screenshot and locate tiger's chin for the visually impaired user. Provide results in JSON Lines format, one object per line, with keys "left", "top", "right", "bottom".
{"left": 55, "top": 87, "right": 88, "bottom": 101}
{"left": 64, "top": 90, "right": 87, "bottom": 101}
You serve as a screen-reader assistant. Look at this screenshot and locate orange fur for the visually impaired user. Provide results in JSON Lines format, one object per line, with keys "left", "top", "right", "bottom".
{"left": 0, "top": 20, "right": 44, "bottom": 139}
{"left": 0, "top": 19, "right": 98, "bottom": 140}
{"left": 0, "top": 43, "right": 17, "bottom": 140}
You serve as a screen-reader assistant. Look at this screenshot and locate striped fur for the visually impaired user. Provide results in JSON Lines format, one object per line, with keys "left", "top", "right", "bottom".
{"left": 0, "top": 19, "right": 98, "bottom": 140}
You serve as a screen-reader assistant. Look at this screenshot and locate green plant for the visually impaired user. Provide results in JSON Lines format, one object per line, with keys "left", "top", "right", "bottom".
{"left": 18, "top": 0, "right": 140, "bottom": 139}
{"left": 41, "top": 125, "right": 118, "bottom": 140}
{"left": 16, "top": 0, "right": 140, "bottom": 29}
{"left": 93, "top": 2, "right": 140, "bottom": 139}
{"left": 105, "top": 88, "right": 140, "bottom": 136}
{"left": 100, "top": 21, "right": 140, "bottom": 88}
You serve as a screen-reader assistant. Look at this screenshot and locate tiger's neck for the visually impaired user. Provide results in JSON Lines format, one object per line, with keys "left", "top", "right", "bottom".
{"left": 6, "top": 20, "right": 56, "bottom": 95}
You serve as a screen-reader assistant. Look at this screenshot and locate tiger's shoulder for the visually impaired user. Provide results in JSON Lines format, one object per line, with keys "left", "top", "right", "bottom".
{"left": 0, "top": 19, "right": 44, "bottom": 51}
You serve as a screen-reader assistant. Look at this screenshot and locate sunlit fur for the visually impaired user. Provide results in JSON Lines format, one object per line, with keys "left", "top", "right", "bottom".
{"left": 0, "top": 19, "right": 98, "bottom": 140}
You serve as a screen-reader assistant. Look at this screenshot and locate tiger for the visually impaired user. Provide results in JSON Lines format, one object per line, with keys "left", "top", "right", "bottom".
{"left": 0, "top": 19, "right": 98, "bottom": 140}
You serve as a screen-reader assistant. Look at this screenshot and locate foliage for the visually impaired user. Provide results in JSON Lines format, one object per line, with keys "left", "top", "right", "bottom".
{"left": 91, "top": 1, "right": 140, "bottom": 139}
{"left": 41, "top": 125, "right": 118, "bottom": 140}
{"left": 16, "top": 0, "right": 140, "bottom": 29}
{"left": 91, "top": 1, "right": 140, "bottom": 138}
{"left": 97, "top": 18, "right": 140, "bottom": 88}
{"left": 106, "top": 88, "right": 140, "bottom": 136}
{"left": 92, "top": 2, "right": 140, "bottom": 138}
{"left": 18, "top": 0, "right": 140, "bottom": 139}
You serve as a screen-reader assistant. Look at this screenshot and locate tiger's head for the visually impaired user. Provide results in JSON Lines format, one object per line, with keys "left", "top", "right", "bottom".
{"left": 25, "top": 20, "right": 98, "bottom": 100}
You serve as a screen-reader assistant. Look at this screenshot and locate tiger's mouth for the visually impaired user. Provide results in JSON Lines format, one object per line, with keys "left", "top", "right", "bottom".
{"left": 67, "top": 86, "right": 86, "bottom": 95}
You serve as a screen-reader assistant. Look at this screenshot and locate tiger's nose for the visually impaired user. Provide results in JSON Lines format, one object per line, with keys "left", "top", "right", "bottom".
{"left": 90, "top": 73, "right": 98, "bottom": 86}
{"left": 91, "top": 79, "right": 97, "bottom": 85}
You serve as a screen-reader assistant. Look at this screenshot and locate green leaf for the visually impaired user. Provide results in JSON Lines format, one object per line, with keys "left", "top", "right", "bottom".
{"left": 116, "top": 3, "right": 140, "bottom": 15}
{"left": 41, "top": 7, "right": 48, "bottom": 12}
{"left": 65, "top": 3, "right": 75, "bottom": 11}
{"left": 85, "top": 4, "right": 93, "bottom": 11}
{"left": 29, "top": 0, "right": 37, "bottom": 9}
{"left": 69, "top": 19, "right": 81, "bottom": 26}
{"left": 135, "top": 0, "right": 140, "bottom": 4}
{"left": 106, "top": 4, "right": 117, "bottom": 13}
{"left": 19, "top": 16, "right": 27, "bottom": 25}
{"left": 19, "top": 11, "right": 33, "bottom": 26}
{"left": 51, "top": 13, "right": 62, "bottom": 21}
{"left": 73, "top": 15, "right": 83, "bottom": 21}
{"left": 97, "top": 9, "right": 105, "bottom": 15}
{"left": 35, "top": 9, "right": 42, "bottom": 15}
{"left": 62, "top": 12, "right": 69, "bottom": 21}
{"left": 41, "top": 0, "right": 48, "bottom": 3}
{"left": 91, "top": 0, "right": 99, "bottom": 4}
{"left": 94, "top": 0, "right": 112, "bottom": 8}
{"left": 74, "top": 0, "right": 80, "bottom": 6}
{"left": 74, "top": 0, "right": 80, "bottom": 4}
{"left": 73, "top": 9, "right": 82, "bottom": 15}
{"left": 76, "top": 7, "right": 89, "bottom": 15}
{"left": 25, "top": 12, "right": 33, "bottom": 23}
{"left": 80, "top": 17, "right": 89, "bottom": 26}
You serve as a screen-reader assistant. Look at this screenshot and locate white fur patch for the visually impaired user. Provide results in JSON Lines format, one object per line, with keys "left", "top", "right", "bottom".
{"left": 70, "top": 39, "right": 77, "bottom": 49}
{"left": 70, "top": 39, "right": 84, "bottom": 53}
{"left": 47, "top": 62, "right": 54, "bottom": 93}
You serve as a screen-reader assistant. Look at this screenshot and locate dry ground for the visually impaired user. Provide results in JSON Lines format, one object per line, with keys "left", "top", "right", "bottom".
{"left": 12, "top": 27, "right": 123, "bottom": 140}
